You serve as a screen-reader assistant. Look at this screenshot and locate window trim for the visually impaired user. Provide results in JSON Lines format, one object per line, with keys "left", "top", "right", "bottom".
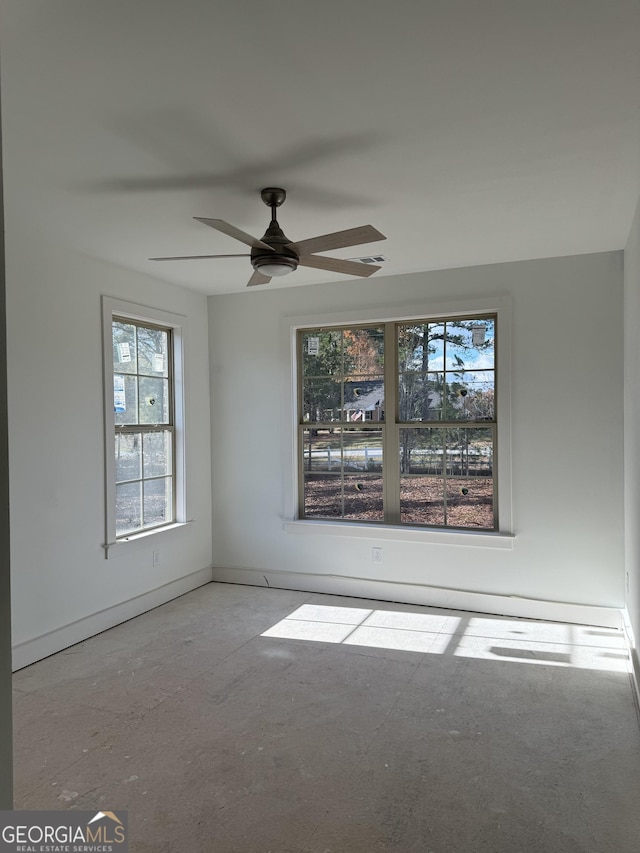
{"left": 101, "top": 297, "right": 188, "bottom": 557}
{"left": 283, "top": 294, "right": 513, "bottom": 541}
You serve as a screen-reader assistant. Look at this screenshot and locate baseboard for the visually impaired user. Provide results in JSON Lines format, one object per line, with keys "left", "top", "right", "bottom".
{"left": 630, "top": 647, "right": 640, "bottom": 712}
{"left": 12, "top": 566, "right": 213, "bottom": 671}
{"left": 211, "top": 566, "right": 623, "bottom": 629}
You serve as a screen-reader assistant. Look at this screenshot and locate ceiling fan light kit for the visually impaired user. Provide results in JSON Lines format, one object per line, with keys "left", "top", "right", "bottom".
{"left": 254, "top": 258, "right": 298, "bottom": 277}
{"left": 150, "top": 187, "right": 386, "bottom": 287}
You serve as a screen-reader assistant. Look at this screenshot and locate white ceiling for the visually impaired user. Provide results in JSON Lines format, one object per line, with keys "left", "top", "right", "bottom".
{"left": 1, "top": 0, "right": 639, "bottom": 295}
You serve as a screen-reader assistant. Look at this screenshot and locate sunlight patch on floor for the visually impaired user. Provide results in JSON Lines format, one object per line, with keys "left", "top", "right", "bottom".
{"left": 261, "top": 604, "right": 629, "bottom": 672}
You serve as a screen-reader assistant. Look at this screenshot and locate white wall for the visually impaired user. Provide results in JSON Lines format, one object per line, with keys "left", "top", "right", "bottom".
{"left": 624, "top": 196, "right": 640, "bottom": 660}
{"left": 210, "top": 251, "right": 624, "bottom": 612}
{"left": 0, "top": 95, "right": 13, "bottom": 806}
{"left": 6, "top": 225, "right": 212, "bottom": 663}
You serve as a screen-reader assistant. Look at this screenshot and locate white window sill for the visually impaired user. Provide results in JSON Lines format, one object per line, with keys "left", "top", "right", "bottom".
{"left": 102, "top": 520, "right": 193, "bottom": 558}
{"left": 284, "top": 520, "right": 514, "bottom": 549}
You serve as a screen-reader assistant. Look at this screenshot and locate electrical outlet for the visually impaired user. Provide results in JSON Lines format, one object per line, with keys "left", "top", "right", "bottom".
{"left": 626, "top": 572, "right": 630, "bottom": 595}
{"left": 153, "top": 550, "right": 161, "bottom": 567}
{"left": 372, "top": 546, "right": 383, "bottom": 564}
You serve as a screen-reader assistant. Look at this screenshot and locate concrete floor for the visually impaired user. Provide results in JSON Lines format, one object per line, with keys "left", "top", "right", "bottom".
{"left": 12, "top": 582, "right": 640, "bottom": 852}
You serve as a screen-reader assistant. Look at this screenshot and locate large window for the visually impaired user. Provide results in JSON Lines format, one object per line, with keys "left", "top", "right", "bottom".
{"left": 298, "top": 315, "right": 497, "bottom": 530}
{"left": 102, "top": 298, "right": 185, "bottom": 550}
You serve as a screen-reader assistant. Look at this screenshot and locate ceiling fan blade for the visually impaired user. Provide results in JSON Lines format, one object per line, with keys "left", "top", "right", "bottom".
{"left": 298, "top": 255, "right": 380, "bottom": 278}
{"left": 247, "top": 270, "right": 272, "bottom": 287}
{"left": 287, "top": 225, "right": 385, "bottom": 256}
{"left": 149, "top": 253, "right": 250, "bottom": 261}
{"left": 194, "top": 217, "right": 275, "bottom": 252}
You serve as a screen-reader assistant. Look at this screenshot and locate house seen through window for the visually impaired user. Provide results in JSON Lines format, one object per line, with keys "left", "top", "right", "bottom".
{"left": 298, "top": 315, "right": 496, "bottom": 530}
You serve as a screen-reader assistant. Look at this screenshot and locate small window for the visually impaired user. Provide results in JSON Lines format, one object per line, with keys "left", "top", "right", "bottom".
{"left": 112, "top": 317, "right": 174, "bottom": 536}
{"left": 297, "top": 315, "right": 497, "bottom": 530}
{"left": 102, "top": 298, "right": 186, "bottom": 550}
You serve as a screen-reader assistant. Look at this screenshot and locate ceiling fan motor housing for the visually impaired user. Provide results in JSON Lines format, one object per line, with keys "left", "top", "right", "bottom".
{"left": 251, "top": 218, "right": 299, "bottom": 275}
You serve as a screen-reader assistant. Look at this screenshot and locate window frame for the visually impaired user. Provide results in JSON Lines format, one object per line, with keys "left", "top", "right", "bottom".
{"left": 284, "top": 296, "right": 513, "bottom": 545}
{"left": 102, "top": 297, "right": 188, "bottom": 556}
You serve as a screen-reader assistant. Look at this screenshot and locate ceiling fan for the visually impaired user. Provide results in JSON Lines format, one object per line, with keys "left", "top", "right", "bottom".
{"left": 150, "top": 187, "right": 386, "bottom": 287}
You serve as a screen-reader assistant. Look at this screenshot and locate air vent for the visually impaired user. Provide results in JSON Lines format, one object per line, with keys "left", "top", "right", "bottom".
{"left": 347, "top": 254, "right": 388, "bottom": 265}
